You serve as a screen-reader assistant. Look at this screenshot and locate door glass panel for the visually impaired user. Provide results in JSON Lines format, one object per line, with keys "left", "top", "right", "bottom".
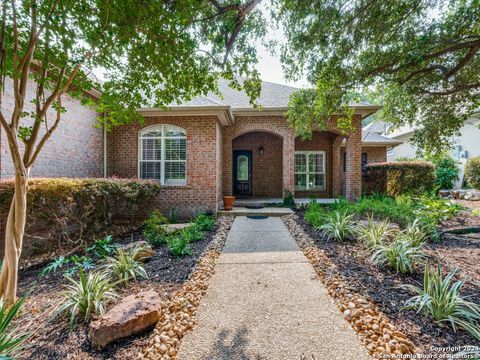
{"left": 237, "top": 155, "right": 249, "bottom": 181}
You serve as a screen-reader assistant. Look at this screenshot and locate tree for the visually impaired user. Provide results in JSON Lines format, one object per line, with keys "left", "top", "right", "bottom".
{"left": 0, "top": 0, "right": 264, "bottom": 305}
{"left": 276, "top": 0, "right": 480, "bottom": 152}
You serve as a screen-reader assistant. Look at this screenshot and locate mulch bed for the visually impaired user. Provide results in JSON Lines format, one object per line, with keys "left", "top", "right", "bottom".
{"left": 294, "top": 211, "right": 480, "bottom": 356}
{"left": 15, "top": 220, "right": 228, "bottom": 360}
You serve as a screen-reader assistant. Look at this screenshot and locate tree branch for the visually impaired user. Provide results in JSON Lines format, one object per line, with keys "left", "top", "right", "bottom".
{"left": 423, "top": 82, "right": 480, "bottom": 96}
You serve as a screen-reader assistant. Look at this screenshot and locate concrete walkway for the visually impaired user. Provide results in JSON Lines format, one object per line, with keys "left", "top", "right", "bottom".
{"left": 177, "top": 216, "right": 370, "bottom": 360}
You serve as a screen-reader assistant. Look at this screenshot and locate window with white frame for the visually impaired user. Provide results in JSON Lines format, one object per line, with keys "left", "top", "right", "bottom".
{"left": 138, "top": 125, "right": 187, "bottom": 185}
{"left": 294, "top": 151, "right": 326, "bottom": 191}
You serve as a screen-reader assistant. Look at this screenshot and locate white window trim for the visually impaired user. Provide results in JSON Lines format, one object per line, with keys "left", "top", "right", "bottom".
{"left": 138, "top": 125, "right": 187, "bottom": 186}
{"left": 294, "top": 151, "right": 326, "bottom": 191}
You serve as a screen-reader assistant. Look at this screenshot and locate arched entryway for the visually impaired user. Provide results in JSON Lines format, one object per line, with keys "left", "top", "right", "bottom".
{"left": 232, "top": 131, "right": 283, "bottom": 198}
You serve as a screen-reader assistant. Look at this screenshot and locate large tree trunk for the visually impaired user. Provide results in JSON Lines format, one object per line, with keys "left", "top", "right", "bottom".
{"left": 0, "top": 172, "right": 28, "bottom": 306}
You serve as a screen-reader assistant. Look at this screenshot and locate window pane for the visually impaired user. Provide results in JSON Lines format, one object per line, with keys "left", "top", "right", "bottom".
{"left": 237, "top": 155, "right": 249, "bottom": 181}
{"left": 165, "top": 162, "right": 186, "bottom": 181}
{"left": 165, "top": 126, "right": 186, "bottom": 137}
{"left": 141, "top": 130, "right": 162, "bottom": 137}
{"left": 309, "top": 173, "right": 325, "bottom": 190}
{"left": 165, "top": 138, "right": 186, "bottom": 160}
{"left": 295, "top": 174, "right": 307, "bottom": 190}
{"left": 295, "top": 153, "right": 307, "bottom": 173}
{"left": 309, "top": 153, "right": 324, "bottom": 173}
{"left": 142, "top": 138, "right": 161, "bottom": 160}
{"left": 140, "top": 162, "right": 161, "bottom": 180}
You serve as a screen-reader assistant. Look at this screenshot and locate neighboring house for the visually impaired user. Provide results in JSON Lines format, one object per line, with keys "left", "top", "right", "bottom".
{"left": 2, "top": 78, "right": 401, "bottom": 216}
{"left": 379, "top": 114, "right": 480, "bottom": 188}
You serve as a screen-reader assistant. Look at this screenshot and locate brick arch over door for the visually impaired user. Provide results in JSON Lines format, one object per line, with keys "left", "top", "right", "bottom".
{"left": 222, "top": 116, "right": 295, "bottom": 197}
{"left": 232, "top": 131, "right": 283, "bottom": 197}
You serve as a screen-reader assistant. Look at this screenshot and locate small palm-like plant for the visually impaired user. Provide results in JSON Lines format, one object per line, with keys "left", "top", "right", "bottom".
{"left": 356, "top": 216, "right": 396, "bottom": 249}
{"left": 103, "top": 247, "right": 148, "bottom": 285}
{"left": 371, "top": 239, "right": 426, "bottom": 274}
{"left": 59, "top": 269, "right": 118, "bottom": 327}
{"left": 404, "top": 263, "right": 480, "bottom": 340}
{"left": 0, "top": 296, "right": 29, "bottom": 358}
{"left": 316, "top": 211, "right": 356, "bottom": 242}
{"left": 398, "top": 219, "right": 428, "bottom": 247}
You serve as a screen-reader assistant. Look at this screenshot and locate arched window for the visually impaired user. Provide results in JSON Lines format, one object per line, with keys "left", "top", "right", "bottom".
{"left": 139, "top": 125, "right": 187, "bottom": 185}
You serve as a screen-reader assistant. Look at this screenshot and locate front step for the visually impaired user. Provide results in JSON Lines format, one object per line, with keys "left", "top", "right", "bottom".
{"left": 217, "top": 206, "right": 294, "bottom": 217}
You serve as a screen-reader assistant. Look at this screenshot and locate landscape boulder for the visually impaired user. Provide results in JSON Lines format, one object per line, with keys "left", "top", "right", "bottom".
{"left": 89, "top": 291, "right": 161, "bottom": 349}
{"left": 464, "top": 190, "right": 480, "bottom": 201}
{"left": 121, "top": 241, "right": 155, "bottom": 261}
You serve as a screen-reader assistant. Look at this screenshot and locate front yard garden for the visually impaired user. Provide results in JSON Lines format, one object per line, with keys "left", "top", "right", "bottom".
{"left": 285, "top": 193, "right": 480, "bottom": 358}
{"left": 2, "top": 187, "right": 231, "bottom": 359}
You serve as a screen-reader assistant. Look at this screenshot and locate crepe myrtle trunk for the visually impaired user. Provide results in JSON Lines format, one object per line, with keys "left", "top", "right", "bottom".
{"left": 0, "top": 167, "right": 29, "bottom": 306}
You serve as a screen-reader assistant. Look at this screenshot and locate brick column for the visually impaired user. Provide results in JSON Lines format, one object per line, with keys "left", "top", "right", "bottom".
{"left": 282, "top": 129, "right": 295, "bottom": 196}
{"left": 332, "top": 135, "right": 344, "bottom": 197}
{"left": 345, "top": 123, "right": 362, "bottom": 200}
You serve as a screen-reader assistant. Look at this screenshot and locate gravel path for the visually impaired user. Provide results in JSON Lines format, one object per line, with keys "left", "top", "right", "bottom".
{"left": 177, "top": 216, "right": 370, "bottom": 360}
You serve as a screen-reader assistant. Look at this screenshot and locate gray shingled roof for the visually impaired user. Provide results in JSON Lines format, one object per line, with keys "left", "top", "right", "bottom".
{"left": 362, "top": 131, "right": 402, "bottom": 145}
{"left": 362, "top": 120, "right": 389, "bottom": 134}
{"left": 172, "top": 79, "right": 376, "bottom": 109}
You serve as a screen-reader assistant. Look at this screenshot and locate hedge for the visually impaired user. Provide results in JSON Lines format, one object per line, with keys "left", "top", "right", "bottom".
{"left": 363, "top": 161, "right": 436, "bottom": 196}
{"left": 464, "top": 156, "right": 480, "bottom": 189}
{"left": 0, "top": 178, "right": 161, "bottom": 258}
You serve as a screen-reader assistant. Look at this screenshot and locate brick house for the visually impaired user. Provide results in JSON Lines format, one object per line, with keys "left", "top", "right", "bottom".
{"left": 107, "top": 80, "right": 400, "bottom": 216}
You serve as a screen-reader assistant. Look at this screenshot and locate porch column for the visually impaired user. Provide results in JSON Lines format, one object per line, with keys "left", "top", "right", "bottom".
{"left": 283, "top": 129, "right": 295, "bottom": 196}
{"left": 345, "top": 128, "right": 362, "bottom": 200}
{"left": 332, "top": 135, "right": 344, "bottom": 197}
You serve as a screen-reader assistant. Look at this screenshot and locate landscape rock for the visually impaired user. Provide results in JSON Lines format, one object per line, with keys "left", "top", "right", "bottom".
{"left": 89, "top": 291, "right": 161, "bottom": 349}
{"left": 166, "top": 223, "right": 193, "bottom": 234}
{"left": 121, "top": 241, "right": 155, "bottom": 261}
{"left": 438, "top": 189, "right": 452, "bottom": 197}
{"left": 464, "top": 189, "right": 480, "bottom": 201}
{"left": 452, "top": 189, "right": 467, "bottom": 199}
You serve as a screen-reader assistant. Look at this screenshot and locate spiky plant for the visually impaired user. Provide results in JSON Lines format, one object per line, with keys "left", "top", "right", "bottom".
{"left": 0, "top": 296, "right": 30, "bottom": 358}
{"left": 102, "top": 247, "right": 148, "bottom": 285}
{"left": 398, "top": 219, "right": 428, "bottom": 247}
{"left": 316, "top": 211, "right": 356, "bottom": 242}
{"left": 59, "top": 269, "right": 118, "bottom": 327}
{"left": 356, "top": 216, "right": 396, "bottom": 249}
{"left": 404, "top": 262, "right": 480, "bottom": 340}
{"left": 371, "top": 239, "right": 426, "bottom": 274}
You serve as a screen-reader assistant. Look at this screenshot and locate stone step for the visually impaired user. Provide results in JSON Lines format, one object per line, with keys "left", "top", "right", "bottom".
{"left": 217, "top": 206, "right": 294, "bottom": 217}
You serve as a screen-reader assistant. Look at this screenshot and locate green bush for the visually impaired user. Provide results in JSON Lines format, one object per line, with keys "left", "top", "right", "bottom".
{"left": 283, "top": 190, "right": 295, "bottom": 208}
{"left": 398, "top": 219, "right": 428, "bottom": 247}
{"left": 103, "top": 247, "right": 148, "bottom": 285}
{"left": 59, "top": 269, "right": 118, "bottom": 327}
{"left": 87, "top": 235, "right": 117, "bottom": 258}
{"left": 305, "top": 200, "right": 327, "bottom": 227}
{"left": 364, "top": 161, "right": 436, "bottom": 196}
{"left": 429, "top": 155, "right": 460, "bottom": 190}
{"left": 194, "top": 213, "right": 216, "bottom": 231}
{"left": 316, "top": 211, "right": 356, "bottom": 242}
{"left": 465, "top": 156, "right": 480, "bottom": 189}
{"left": 356, "top": 216, "right": 396, "bottom": 249}
{"left": 404, "top": 262, "right": 480, "bottom": 340}
{"left": 0, "top": 178, "right": 161, "bottom": 258}
{"left": 182, "top": 225, "right": 204, "bottom": 242}
{"left": 167, "top": 235, "right": 192, "bottom": 258}
{"left": 371, "top": 239, "right": 426, "bottom": 274}
{"left": 144, "top": 210, "right": 169, "bottom": 246}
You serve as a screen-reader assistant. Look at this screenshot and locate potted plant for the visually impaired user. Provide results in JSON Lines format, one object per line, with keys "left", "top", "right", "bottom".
{"left": 222, "top": 195, "right": 235, "bottom": 210}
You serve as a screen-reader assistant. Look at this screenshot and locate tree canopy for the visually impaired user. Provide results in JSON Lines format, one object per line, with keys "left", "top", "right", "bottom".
{"left": 276, "top": 0, "right": 480, "bottom": 153}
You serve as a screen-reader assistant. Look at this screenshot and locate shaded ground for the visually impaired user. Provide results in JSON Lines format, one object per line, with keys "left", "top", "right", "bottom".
{"left": 295, "top": 211, "right": 479, "bottom": 356}
{"left": 455, "top": 199, "right": 480, "bottom": 211}
{"left": 16, "top": 223, "right": 221, "bottom": 360}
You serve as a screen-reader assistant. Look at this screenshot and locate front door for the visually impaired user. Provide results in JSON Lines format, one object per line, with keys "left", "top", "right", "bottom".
{"left": 233, "top": 150, "right": 252, "bottom": 196}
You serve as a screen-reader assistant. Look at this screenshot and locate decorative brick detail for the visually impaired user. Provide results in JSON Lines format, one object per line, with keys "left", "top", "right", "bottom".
{"left": 0, "top": 77, "right": 104, "bottom": 178}
{"left": 332, "top": 135, "right": 346, "bottom": 197}
{"left": 345, "top": 115, "right": 363, "bottom": 200}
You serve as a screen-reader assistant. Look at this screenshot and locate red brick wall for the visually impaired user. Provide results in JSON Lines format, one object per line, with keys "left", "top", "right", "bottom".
{"left": 0, "top": 77, "right": 104, "bottom": 178}
{"left": 107, "top": 116, "right": 220, "bottom": 217}
{"left": 294, "top": 131, "right": 338, "bottom": 198}
{"left": 232, "top": 132, "right": 283, "bottom": 197}
{"left": 362, "top": 146, "right": 387, "bottom": 163}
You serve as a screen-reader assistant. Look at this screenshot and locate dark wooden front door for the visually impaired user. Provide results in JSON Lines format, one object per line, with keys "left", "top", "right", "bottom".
{"left": 233, "top": 150, "right": 252, "bottom": 196}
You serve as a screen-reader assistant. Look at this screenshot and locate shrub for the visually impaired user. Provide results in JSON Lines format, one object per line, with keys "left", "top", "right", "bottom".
{"left": 356, "top": 216, "right": 396, "bottom": 249}
{"left": 87, "top": 235, "right": 117, "bottom": 258}
{"left": 144, "top": 210, "right": 169, "bottom": 246}
{"left": 194, "top": 213, "right": 216, "bottom": 231}
{"left": 0, "top": 178, "right": 161, "bottom": 258}
{"left": 398, "top": 219, "right": 428, "bottom": 247}
{"left": 60, "top": 269, "right": 118, "bottom": 327}
{"left": 305, "top": 200, "right": 327, "bottom": 227}
{"left": 167, "top": 235, "right": 192, "bottom": 258}
{"left": 0, "top": 296, "right": 30, "bottom": 357}
{"left": 316, "top": 211, "right": 356, "bottom": 242}
{"left": 283, "top": 190, "right": 295, "bottom": 208}
{"left": 182, "top": 225, "right": 204, "bottom": 242}
{"left": 40, "top": 256, "right": 70, "bottom": 277}
{"left": 416, "top": 195, "right": 462, "bottom": 224}
{"left": 103, "top": 247, "right": 148, "bottom": 285}
{"left": 40, "top": 255, "right": 95, "bottom": 277}
{"left": 429, "top": 155, "right": 460, "bottom": 190}
{"left": 371, "top": 239, "right": 426, "bottom": 274}
{"left": 465, "top": 156, "right": 480, "bottom": 189}
{"left": 404, "top": 263, "right": 480, "bottom": 340}
{"left": 364, "top": 161, "right": 436, "bottom": 196}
